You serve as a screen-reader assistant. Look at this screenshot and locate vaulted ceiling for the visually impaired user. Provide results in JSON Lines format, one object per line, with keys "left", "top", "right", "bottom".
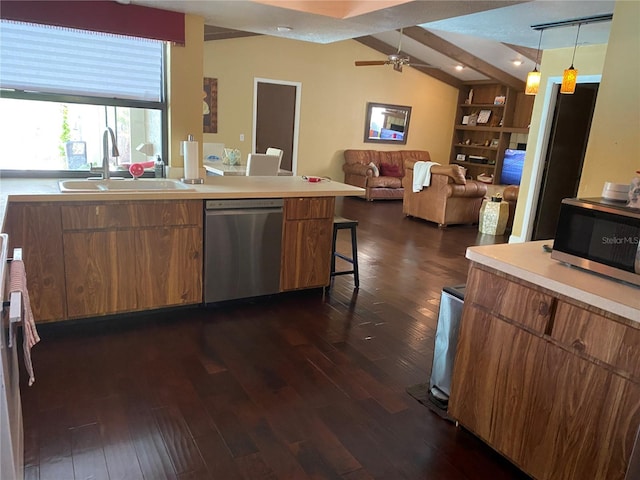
{"left": 134, "top": 0, "right": 615, "bottom": 89}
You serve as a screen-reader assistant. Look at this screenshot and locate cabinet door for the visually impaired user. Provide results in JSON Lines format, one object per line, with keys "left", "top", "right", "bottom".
{"left": 281, "top": 218, "right": 332, "bottom": 291}
{"left": 281, "top": 198, "right": 334, "bottom": 291}
{"left": 449, "top": 306, "right": 530, "bottom": 444}
{"left": 63, "top": 230, "right": 137, "bottom": 318}
{"left": 4, "top": 203, "right": 67, "bottom": 322}
{"left": 450, "top": 304, "right": 640, "bottom": 480}
{"left": 136, "top": 227, "right": 202, "bottom": 309}
{"left": 520, "top": 343, "right": 640, "bottom": 480}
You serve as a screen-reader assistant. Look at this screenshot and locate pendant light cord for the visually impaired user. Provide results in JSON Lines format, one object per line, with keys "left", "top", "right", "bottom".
{"left": 569, "top": 23, "right": 581, "bottom": 68}
{"left": 534, "top": 29, "right": 543, "bottom": 69}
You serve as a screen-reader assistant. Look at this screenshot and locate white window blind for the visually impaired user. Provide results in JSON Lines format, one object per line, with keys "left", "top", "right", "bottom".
{"left": 0, "top": 20, "right": 163, "bottom": 102}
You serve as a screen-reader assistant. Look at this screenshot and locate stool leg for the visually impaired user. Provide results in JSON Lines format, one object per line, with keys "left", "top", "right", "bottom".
{"left": 350, "top": 225, "right": 359, "bottom": 288}
{"left": 328, "top": 225, "right": 339, "bottom": 289}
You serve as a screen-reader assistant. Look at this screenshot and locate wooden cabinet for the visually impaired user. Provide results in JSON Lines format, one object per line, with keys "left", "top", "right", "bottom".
{"left": 450, "top": 83, "right": 533, "bottom": 184}
{"left": 449, "top": 265, "right": 640, "bottom": 480}
{"left": 3, "top": 203, "right": 67, "bottom": 323}
{"left": 280, "top": 197, "right": 334, "bottom": 291}
{"left": 61, "top": 200, "right": 202, "bottom": 319}
{"left": 64, "top": 230, "right": 138, "bottom": 317}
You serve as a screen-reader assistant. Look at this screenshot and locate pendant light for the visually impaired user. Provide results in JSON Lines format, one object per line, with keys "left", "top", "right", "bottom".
{"left": 525, "top": 29, "right": 543, "bottom": 95}
{"left": 561, "top": 24, "right": 581, "bottom": 94}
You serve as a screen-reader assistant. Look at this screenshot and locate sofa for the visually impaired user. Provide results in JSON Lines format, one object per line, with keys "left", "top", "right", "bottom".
{"left": 402, "top": 160, "right": 488, "bottom": 227}
{"left": 343, "top": 149, "right": 431, "bottom": 201}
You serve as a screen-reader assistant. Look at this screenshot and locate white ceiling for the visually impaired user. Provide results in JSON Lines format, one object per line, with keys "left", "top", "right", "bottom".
{"left": 133, "top": 0, "right": 615, "bottom": 83}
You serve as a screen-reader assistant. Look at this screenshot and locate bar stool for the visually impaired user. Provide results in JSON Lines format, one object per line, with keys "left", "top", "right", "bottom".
{"left": 329, "top": 216, "right": 359, "bottom": 288}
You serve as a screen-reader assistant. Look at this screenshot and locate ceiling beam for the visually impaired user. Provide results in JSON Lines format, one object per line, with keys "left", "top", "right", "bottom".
{"left": 503, "top": 42, "right": 538, "bottom": 63}
{"left": 402, "top": 26, "right": 525, "bottom": 91}
{"left": 204, "top": 25, "right": 260, "bottom": 41}
{"left": 354, "top": 36, "right": 464, "bottom": 89}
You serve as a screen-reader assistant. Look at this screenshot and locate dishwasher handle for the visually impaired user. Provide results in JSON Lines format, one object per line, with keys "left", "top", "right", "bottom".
{"left": 205, "top": 207, "right": 282, "bottom": 217}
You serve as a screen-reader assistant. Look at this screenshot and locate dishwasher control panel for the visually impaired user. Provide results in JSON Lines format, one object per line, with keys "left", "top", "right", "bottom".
{"left": 205, "top": 198, "right": 284, "bottom": 210}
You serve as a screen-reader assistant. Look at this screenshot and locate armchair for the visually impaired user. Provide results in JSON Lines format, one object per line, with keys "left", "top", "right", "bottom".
{"left": 402, "top": 160, "right": 487, "bottom": 227}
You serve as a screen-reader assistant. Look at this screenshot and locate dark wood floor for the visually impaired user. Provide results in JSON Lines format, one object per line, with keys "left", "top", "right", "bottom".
{"left": 21, "top": 197, "right": 527, "bottom": 480}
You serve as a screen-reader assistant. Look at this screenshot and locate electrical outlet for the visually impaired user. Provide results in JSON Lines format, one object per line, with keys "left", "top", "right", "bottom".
{"left": 240, "top": 134, "right": 245, "bottom": 141}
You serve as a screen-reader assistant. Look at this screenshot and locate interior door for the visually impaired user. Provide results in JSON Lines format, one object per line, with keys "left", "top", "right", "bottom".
{"left": 255, "top": 81, "right": 297, "bottom": 172}
{"left": 532, "top": 83, "right": 599, "bottom": 241}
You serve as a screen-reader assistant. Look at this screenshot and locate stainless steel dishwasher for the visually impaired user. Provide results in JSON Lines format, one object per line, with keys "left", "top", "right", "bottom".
{"left": 204, "top": 198, "right": 283, "bottom": 303}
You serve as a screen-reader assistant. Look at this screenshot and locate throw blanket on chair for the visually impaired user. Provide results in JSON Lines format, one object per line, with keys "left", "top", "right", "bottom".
{"left": 412, "top": 161, "right": 441, "bottom": 192}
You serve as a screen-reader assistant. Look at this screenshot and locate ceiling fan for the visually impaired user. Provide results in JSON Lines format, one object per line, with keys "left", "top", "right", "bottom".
{"left": 354, "top": 28, "right": 439, "bottom": 73}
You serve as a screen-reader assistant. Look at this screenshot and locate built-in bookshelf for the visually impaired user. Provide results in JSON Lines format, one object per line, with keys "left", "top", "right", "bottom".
{"left": 451, "top": 83, "right": 534, "bottom": 184}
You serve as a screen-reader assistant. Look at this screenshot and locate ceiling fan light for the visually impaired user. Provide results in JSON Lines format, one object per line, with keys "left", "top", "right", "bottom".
{"left": 560, "top": 66, "right": 577, "bottom": 94}
{"left": 525, "top": 69, "right": 541, "bottom": 95}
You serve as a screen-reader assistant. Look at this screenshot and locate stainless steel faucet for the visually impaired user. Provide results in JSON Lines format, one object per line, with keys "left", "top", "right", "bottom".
{"left": 92, "top": 127, "right": 119, "bottom": 179}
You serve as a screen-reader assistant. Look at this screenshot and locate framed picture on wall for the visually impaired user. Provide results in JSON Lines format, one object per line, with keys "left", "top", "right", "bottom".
{"left": 203, "top": 77, "right": 218, "bottom": 133}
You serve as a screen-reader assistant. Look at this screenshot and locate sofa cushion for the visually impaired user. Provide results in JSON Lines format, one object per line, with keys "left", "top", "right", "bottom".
{"left": 369, "top": 176, "right": 402, "bottom": 188}
{"left": 379, "top": 163, "right": 403, "bottom": 177}
{"left": 368, "top": 162, "right": 380, "bottom": 177}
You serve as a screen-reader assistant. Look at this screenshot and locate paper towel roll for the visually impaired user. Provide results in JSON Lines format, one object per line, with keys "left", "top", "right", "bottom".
{"left": 182, "top": 140, "right": 199, "bottom": 180}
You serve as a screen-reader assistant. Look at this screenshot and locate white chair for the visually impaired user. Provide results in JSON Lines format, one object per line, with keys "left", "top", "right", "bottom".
{"left": 245, "top": 153, "right": 281, "bottom": 176}
{"left": 265, "top": 147, "right": 284, "bottom": 169}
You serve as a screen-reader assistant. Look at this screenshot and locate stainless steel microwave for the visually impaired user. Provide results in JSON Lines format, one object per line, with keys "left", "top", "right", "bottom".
{"left": 551, "top": 198, "right": 640, "bottom": 286}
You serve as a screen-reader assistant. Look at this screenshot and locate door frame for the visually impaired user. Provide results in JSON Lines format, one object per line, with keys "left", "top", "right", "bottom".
{"left": 512, "top": 74, "right": 601, "bottom": 243}
{"left": 252, "top": 77, "right": 302, "bottom": 175}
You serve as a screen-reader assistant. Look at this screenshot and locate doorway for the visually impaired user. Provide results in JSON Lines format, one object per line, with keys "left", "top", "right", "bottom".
{"left": 518, "top": 74, "right": 602, "bottom": 243}
{"left": 531, "top": 83, "right": 599, "bottom": 240}
{"left": 253, "top": 78, "right": 301, "bottom": 173}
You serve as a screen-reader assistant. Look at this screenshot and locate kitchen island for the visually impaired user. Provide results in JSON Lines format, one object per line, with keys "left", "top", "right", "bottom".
{"left": 0, "top": 176, "right": 364, "bottom": 323}
{"left": 449, "top": 241, "right": 640, "bottom": 480}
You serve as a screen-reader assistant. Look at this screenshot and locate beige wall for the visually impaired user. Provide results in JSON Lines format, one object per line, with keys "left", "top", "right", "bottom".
{"left": 579, "top": 0, "right": 640, "bottom": 197}
{"left": 167, "top": 14, "right": 204, "bottom": 168}
{"left": 511, "top": 0, "right": 639, "bottom": 240}
{"left": 203, "top": 35, "right": 458, "bottom": 180}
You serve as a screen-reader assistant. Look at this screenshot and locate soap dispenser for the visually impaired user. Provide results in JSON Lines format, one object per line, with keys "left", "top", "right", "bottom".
{"left": 154, "top": 155, "right": 164, "bottom": 178}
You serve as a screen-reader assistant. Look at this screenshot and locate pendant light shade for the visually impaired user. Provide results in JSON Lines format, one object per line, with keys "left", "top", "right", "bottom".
{"left": 525, "top": 29, "right": 544, "bottom": 95}
{"left": 560, "top": 67, "right": 578, "bottom": 94}
{"left": 525, "top": 70, "right": 541, "bottom": 95}
{"left": 561, "top": 24, "right": 581, "bottom": 95}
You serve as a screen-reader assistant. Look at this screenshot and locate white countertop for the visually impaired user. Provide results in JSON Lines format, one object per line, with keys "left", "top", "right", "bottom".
{"left": 0, "top": 176, "right": 365, "bottom": 226}
{"left": 466, "top": 241, "right": 640, "bottom": 322}
{"left": 203, "top": 160, "right": 292, "bottom": 176}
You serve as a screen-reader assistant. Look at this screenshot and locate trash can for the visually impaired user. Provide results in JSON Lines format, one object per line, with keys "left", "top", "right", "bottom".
{"left": 429, "top": 284, "right": 465, "bottom": 409}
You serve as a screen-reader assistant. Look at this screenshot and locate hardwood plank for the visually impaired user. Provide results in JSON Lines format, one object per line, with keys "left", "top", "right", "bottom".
{"left": 234, "top": 452, "right": 277, "bottom": 480}
{"left": 96, "top": 396, "right": 145, "bottom": 480}
{"left": 71, "top": 423, "right": 109, "bottom": 480}
{"left": 152, "top": 406, "right": 206, "bottom": 475}
{"left": 193, "top": 431, "right": 245, "bottom": 480}
{"left": 127, "top": 408, "right": 178, "bottom": 480}
{"left": 289, "top": 440, "right": 343, "bottom": 480}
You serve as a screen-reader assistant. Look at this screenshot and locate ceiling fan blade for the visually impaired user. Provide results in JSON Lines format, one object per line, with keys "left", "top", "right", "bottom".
{"left": 355, "top": 60, "right": 387, "bottom": 66}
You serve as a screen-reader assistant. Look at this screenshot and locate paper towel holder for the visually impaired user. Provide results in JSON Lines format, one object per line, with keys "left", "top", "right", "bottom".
{"left": 181, "top": 133, "right": 205, "bottom": 184}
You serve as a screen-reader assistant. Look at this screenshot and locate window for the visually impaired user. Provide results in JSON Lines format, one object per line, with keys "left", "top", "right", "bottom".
{"left": 0, "top": 20, "right": 166, "bottom": 175}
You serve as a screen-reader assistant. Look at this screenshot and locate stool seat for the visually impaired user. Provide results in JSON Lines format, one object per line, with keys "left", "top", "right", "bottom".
{"left": 329, "top": 216, "right": 359, "bottom": 289}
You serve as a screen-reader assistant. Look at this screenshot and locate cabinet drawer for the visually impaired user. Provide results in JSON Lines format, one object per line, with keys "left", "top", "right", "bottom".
{"left": 62, "top": 201, "right": 202, "bottom": 230}
{"left": 284, "top": 197, "right": 334, "bottom": 220}
{"left": 552, "top": 301, "right": 640, "bottom": 378}
{"left": 466, "top": 267, "right": 553, "bottom": 334}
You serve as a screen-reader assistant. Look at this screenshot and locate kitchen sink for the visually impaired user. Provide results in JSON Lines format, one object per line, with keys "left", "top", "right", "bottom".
{"left": 59, "top": 179, "right": 195, "bottom": 192}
